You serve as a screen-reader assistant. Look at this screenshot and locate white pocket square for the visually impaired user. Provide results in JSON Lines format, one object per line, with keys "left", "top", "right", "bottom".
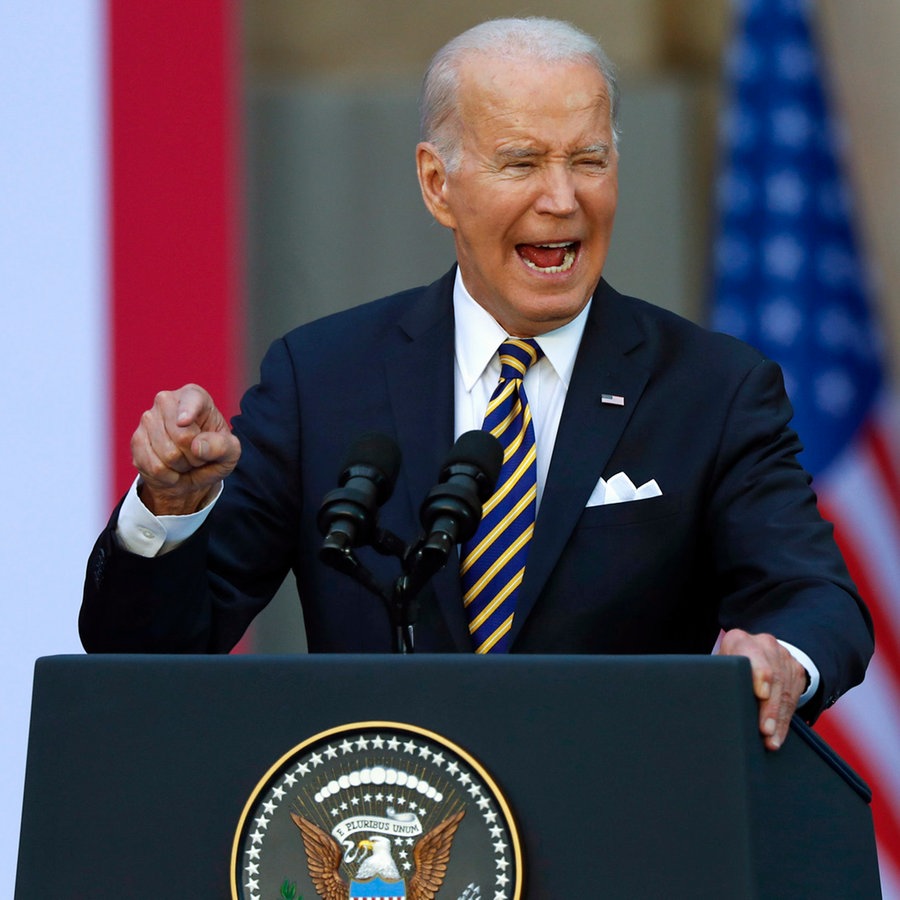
{"left": 587, "top": 472, "right": 662, "bottom": 507}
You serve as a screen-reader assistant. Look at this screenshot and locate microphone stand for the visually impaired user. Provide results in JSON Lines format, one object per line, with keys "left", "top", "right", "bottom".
{"left": 320, "top": 526, "right": 455, "bottom": 654}
{"left": 319, "top": 529, "right": 424, "bottom": 654}
{"left": 317, "top": 430, "right": 501, "bottom": 654}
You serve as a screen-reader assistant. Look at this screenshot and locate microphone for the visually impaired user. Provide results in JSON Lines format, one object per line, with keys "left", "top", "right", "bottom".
{"left": 317, "top": 432, "right": 401, "bottom": 554}
{"left": 417, "top": 430, "right": 504, "bottom": 565}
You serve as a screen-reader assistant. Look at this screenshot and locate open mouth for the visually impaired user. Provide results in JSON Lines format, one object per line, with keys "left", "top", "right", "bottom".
{"left": 516, "top": 241, "right": 579, "bottom": 273}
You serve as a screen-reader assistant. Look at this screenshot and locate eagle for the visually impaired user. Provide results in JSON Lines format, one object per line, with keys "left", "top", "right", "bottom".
{"left": 355, "top": 835, "right": 400, "bottom": 881}
{"left": 290, "top": 809, "right": 465, "bottom": 900}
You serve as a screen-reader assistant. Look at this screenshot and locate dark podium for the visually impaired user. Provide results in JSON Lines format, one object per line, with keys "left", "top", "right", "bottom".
{"left": 16, "top": 654, "right": 880, "bottom": 898}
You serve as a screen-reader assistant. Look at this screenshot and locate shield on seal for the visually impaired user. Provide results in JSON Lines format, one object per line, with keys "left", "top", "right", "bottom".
{"left": 349, "top": 875, "right": 407, "bottom": 899}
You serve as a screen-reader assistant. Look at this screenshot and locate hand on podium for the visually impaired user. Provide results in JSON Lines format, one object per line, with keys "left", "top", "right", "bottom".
{"left": 720, "top": 628, "right": 808, "bottom": 752}
{"left": 130, "top": 383, "right": 241, "bottom": 517}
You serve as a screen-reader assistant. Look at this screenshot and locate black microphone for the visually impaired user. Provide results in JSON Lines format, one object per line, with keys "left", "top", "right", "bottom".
{"left": 417, "top": 430, "right": 504, "bottom": 564}
{"left": 317, "top": 432, "right": 401, "bottom": 554}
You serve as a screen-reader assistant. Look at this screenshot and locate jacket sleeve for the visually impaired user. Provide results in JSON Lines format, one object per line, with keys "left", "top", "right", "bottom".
{"left": 707, "top": 357, "right": 874, "bottom": 720}
{"left": 79, "top": 336, "right": 303, "bottom": 653}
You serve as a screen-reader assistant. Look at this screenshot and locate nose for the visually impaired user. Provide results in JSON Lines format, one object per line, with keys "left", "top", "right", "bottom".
{"left": 534, "top": 164, "right": 578, "bottom": 217}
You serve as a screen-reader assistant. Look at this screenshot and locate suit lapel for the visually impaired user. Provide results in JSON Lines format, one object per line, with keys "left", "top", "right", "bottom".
{"left": 381, "top": 274, "right": 656, "bottom": 651}
{"left": 509, "top": 280, "right": 652, "bottom": 645}
{"left": 383, "top": 268, "right": 472, "bottom": 650}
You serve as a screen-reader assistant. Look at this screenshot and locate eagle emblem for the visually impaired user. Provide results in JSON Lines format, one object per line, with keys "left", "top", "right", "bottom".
{"left": 291, "top": 809, "right": 465, "bottom": 900}
{"left": 231, "top": 723, "right": 522, "bottom": 899}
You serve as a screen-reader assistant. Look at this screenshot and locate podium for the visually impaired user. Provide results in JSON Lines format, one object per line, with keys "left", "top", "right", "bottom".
{"left": 16, "top": 654, "right": 880, "bottom": 898}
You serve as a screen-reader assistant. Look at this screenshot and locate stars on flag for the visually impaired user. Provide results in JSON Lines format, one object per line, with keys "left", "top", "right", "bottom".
{"left": 710, "top": 0, "right": 880, "bottom": 477}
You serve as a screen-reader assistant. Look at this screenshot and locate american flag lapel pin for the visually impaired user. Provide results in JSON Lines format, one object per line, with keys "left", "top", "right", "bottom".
{"left": 601, "top": 393, "right": 625, "bottom": 406}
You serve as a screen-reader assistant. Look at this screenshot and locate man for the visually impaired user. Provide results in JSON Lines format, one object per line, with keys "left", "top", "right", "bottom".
{"left": 80, "top": 18, "right": 873, "bottom": 751}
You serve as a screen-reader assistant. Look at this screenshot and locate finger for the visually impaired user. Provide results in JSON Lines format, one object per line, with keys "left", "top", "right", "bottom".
{"left": 190, "top": 430, "right": 242, "bottom": 471}
{"left": 128, "top": 385, "right": 239, "bottom": 516}
{"left": 720, "top": 628, "right": 773, "bottom": 699}
{"left": 132, "top": 388, "right": 215, "bottom": 482}
{"left": 723, "top": 631, "right": 783, "bottom": 742}
{"left": 148, "top": 385, "right": 228, "bottom": 470}
{"left": 173, "top": 384, "right": 216, "bottom": 429}
{"left": 134, "top": 426, "right": 240, "bottom": 495}
{"left": 755, "top": 664, "right": 786, "bottom": 750}
{"left": 139, "top": 402, "right": 200, "bottom": 474}
{"left": 718, "top": 629, "right": 803, "bottom": 751}
{"left": 755, "top": 653, "right": 805, "bottom": 750}
{"left": 740, "top": 645, "right": 784, "bottom": 746}
{"left": 131, "top": 424, "right": 185, "bottom": 487}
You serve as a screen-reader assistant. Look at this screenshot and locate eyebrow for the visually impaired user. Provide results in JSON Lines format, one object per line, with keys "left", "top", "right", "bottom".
{"left": 496, "top": 143, "right": 611, "bottom": 161}
{"left": 496, "top": 147, "right": 543, "bottom": 161}
{"left": 575, "top": 143, "right": 611, "bottom": 156}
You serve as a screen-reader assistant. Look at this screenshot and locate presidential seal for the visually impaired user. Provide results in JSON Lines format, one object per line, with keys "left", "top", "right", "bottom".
{"left": 231, "top": 722, "right": 522, "bottom": 900}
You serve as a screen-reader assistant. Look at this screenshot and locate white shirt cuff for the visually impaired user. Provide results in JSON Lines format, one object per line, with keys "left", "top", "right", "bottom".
{"left": 777, "top": 639, "right": 820, "bottom": 707}
{"left": 116, "top": 476, "right": 222, "bottom": 557}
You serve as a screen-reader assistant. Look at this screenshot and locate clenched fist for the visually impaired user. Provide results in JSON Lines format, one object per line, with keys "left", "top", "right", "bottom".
{"left": 131, "top": 384, "right": 241, "bottom": 516}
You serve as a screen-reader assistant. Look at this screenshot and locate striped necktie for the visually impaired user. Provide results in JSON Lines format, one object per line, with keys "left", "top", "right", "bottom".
{"left": 460, "top": 337, "right": 543, "bottom": 653}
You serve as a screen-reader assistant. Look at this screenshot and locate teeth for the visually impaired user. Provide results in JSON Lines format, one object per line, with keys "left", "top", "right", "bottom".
{"left": 523, "top": 244, "right": 577, "bottom": 273}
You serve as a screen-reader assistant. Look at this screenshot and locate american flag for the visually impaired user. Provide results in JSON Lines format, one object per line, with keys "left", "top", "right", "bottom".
{"left": 710, "top": 0, "right": 900, "bottom": 894}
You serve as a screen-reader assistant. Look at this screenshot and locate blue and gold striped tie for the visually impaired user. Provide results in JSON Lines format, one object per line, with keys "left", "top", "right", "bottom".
{"left": 461, "top": 338, "right": 543, "bottom": 653}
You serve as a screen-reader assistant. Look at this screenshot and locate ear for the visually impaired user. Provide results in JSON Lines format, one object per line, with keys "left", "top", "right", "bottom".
{"left": 416, "top": 142, "right": 456, "bottom": 229}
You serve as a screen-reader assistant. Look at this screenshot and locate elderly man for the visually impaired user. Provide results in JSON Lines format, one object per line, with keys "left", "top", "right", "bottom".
{"left": 81, "top": 18, "right": 873, "bottom": 751}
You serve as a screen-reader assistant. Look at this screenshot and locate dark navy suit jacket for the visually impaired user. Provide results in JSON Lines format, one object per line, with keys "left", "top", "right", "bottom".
{"left": 80, "top": 269, "right": 873, "bottom": 720}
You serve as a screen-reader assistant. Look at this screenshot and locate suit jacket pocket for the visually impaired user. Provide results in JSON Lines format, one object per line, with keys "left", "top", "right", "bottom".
{"left": 577, "top": 493, "right": 682, "bottom": 527}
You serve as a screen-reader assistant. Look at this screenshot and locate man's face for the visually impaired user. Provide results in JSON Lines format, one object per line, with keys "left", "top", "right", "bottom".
{"left": 417, "top": 55, "right": 618, "bottom": 337}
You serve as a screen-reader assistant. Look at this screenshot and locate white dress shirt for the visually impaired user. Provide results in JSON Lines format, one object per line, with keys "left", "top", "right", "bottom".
{"left": 452, "top": 268, "right": 589, "bottom": 509}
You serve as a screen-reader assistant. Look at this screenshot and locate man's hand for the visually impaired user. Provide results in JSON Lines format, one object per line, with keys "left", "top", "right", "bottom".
{"left": 718, "top": 629, "right": 808, "bottom": 751}
{"left": 131, "top": 384, "right": 241, "bottom": 516}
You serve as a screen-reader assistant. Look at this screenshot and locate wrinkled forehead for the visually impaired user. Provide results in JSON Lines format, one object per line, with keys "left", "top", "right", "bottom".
{"left": 454, "top": 54, "right": 613, "bottom": 144}
{"left": 458, "top": 53, "right": 611, "bottom": 115}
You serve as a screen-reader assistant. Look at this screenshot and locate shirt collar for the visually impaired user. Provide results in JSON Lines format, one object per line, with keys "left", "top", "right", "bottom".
{"left": 452, "top": 267, "right": 592, "bottom": 390}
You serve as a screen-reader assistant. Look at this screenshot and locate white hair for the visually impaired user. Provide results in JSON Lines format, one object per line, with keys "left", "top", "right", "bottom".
{"left": 419, "top": 17, "right": 621, "bottom": 171}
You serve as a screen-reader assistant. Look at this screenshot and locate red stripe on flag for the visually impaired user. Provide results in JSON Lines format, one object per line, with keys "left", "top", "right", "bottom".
{"left": 107, "top": 0, "right": 244, "bottom": 499}
{"left": 815, "top": 712, "right": 900, "bottom": 883}
{"left": 819, "top": 499, "right": 900, "bottom": 700}
{"left": 819, "top": 496, "right": 900, "bottom": 882}
{"left": 864, "top": 420, "right": 900, "bottom": 531}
